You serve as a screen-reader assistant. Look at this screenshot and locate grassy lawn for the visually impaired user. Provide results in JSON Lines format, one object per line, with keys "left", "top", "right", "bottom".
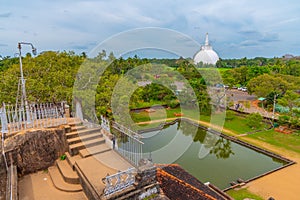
{"left": 247, "top": 129, "right": 300, "bottom": 154}
{"left": 131, "top": 107, "right": 259, "bottom": 134}
{"left": 226, "top": 188, "right": 264, "bottom": 200}
{"left": 130, "top": 107, "right": 182, "bottom": 123}
{"left": 198, "top": 67, "right": 231, "bottom": 72}
{"left": 135, "top": 120, "right": 176, "bottom": 131}
{"left": 199, "top": 113, "right": 256, "bottom": 134}
{"left": 130, "top": 100, "right": 168, "bottom": 109}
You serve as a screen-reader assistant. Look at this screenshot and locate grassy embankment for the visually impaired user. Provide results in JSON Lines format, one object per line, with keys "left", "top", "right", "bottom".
{"left": 226, "top": 188, "right": 264, "bottom": 200}
{"left": 131, "top": 107, "right": 300, "bottom": 154}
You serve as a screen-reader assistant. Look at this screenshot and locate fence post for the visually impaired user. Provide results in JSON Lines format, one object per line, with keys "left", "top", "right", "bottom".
{"left": 1, "top": 103, "right": 9, "bottom": 134}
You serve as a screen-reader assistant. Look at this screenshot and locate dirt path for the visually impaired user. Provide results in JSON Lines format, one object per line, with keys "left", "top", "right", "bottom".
{"left": 238, "top": 137, "right": 300, "bottom": 200}
{"left": 137, "top": 117, "right": 300, "bottom": 200}
{"left": 19, "top": 171, "right": 87, "bottom": 200}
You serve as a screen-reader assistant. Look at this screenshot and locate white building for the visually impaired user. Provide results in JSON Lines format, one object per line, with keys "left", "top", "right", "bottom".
{"left": 193, "top": 33, "right": 219, "bottom": 65}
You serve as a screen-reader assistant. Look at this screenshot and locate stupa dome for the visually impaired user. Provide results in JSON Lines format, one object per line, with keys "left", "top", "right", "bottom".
{"left": 193, "top": 33, "right": 219, "bottom": 65}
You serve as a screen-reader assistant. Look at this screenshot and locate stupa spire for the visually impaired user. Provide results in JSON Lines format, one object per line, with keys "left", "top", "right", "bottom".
{"left": 193, "top": 32, "right": 219, "bottom": 65}
{"left": 205, "top": 32, "right": 209, "bottom": 46}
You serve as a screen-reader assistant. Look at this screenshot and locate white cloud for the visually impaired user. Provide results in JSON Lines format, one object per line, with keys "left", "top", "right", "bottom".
{"left": 1, "top": 0, "right": 300, "bottom": 58}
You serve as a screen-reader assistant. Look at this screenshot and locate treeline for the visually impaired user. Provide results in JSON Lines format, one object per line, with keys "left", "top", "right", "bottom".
{"left": 0, "top": 51, "right": 212, "bottom": 121}
{"left": 0, "top": 51, "right": 299, "bottom": 122}
{"left": 218, "top": 56, "right": 300, "bottom": 90}
{"left": 0, "top": 51, "right": 84, "bottom": 104}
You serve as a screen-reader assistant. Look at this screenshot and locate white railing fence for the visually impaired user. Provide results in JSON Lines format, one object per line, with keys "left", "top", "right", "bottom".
{"left": 103, "top": 167, "right": 136, "bottom": 197}
{"left": 0, "top": 102, "right": 67, "bottom": 136}
{"left": 112, "top": 121, "right": 144, "bottom": 167}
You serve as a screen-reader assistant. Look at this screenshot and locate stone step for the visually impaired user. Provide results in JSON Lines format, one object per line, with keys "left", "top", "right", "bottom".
{"left": 66, "top": 127, "right": 101, "bottom": 139}
{"left": 69, "top": 137, "right": 106, "bottom": 156}
{"left": 71, "top": 125, "right": 86, "bottom": 132}
{"left": 79, "top": 144, "right": 111, "bottom": 158}
{"left": 56, "top": 159, "right": 80, "bottom": 184}
{"left": 65, "top": 152, "right": 82, "bottom": 169}
{"left": 67, "top": 132, "right": 103, "bottom": 145}
{"left": 68, "top": 120, "right": 83, "bottom": 127}
{"left": 48, "top": 166, "right": 82, "bottom": 192}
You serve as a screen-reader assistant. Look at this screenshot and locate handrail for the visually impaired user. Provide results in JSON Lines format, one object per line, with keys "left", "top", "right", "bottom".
{"left": 6, "top": 153, "right": 17, "bottom": 200}
{"left": 112, "top": 121, "right": 144, "bottom": 167}
{"left": 0, "top": 101, "right": 67, "bottom": 137}
{"left": 103, "top": 168, "right": 136, "bottom": 197}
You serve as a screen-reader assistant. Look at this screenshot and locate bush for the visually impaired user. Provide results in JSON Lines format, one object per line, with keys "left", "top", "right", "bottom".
{"left": 167, "top": 99, "right": 179, "bottom": 109}
{"left": 278, "top": 115, "right": 290, "bottom": 126}
{"left": 246, "top": 112, "right": 263, "bottom": 129}
{"left": 60, "top": 154, "right": 66, "bottom": 160}
{"left": 290, "top": 117, "right": 300, "bottom": 128}
{"left": 225, "top": 110, "right": 236, "bottom": 121}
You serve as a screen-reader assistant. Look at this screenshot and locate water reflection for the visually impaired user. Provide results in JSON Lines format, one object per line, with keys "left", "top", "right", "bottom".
{"left": 179, "top": 120, "right": 234, "bottom": 159}
{"left": 209, "top": 137, "right": 234, "bottom": 159}
{"left": 141, "top": 120, "right": 287, "bottom": 189}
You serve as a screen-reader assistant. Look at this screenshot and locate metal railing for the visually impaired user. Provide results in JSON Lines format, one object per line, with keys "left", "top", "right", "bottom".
{"left": 0, "top": 102, "right": 67, "bottom": 136}
{"left": 6, "top": 153, "right": 17, "bottom": 200}
{"left": 100, "top": 115, "right": 110, "bottom": 133}
{"left": 112, "top": 122, "right": 144, "bottom": 167}
{"left": 103, "top": 168, "right": 136, "bottom": 197}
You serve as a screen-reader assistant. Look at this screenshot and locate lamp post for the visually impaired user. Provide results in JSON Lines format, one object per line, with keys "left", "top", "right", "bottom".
{"left": 17, "top": 42, "right": 37, "bottom": 125}
{"left": 272, "top": 93, "right": 278, "bottom": 125}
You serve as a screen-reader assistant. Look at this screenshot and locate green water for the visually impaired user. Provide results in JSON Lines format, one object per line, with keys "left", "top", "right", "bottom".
{"left": 140, "top": 121, "right": 286, "bottom": 189}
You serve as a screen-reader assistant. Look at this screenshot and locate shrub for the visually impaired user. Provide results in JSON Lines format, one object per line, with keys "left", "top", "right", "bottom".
{"left": 60, "top": 154, "right": 66, "bottom": 160}
{"left": 167, "top": 99, "right": 179, "bottom": 109}
{"left": 246, "top": 112, "right": 263, "bottom": 129}
{"left": 225, "top": 110, "right": 236, "bottom": 121}
{"left": 278, "top": 115, "right": 290, "bottom": 126}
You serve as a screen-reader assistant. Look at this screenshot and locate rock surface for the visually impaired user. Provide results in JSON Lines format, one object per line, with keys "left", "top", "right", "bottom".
{"left": 4, "top": 127, "right": 67, "bottom": 176}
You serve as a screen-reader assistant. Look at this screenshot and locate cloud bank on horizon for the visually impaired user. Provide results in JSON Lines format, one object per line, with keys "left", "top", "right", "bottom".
{"left": 1, "top": 0, "right": 300, "bottom": 59}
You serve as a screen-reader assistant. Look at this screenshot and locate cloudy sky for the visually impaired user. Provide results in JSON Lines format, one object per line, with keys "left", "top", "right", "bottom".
{"left": 1, "top": 0, "right": 300, "bottom": 58}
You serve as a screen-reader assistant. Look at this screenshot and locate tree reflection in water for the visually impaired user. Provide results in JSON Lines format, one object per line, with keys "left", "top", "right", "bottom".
{"left": 180, "top": 120, "right": 234, "bottom": 159}
{"left": 209, "top": 137, "right": 234, "bottom": 159}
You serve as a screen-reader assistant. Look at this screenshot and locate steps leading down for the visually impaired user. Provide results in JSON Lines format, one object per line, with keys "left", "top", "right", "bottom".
{"left": 48, "top": 164, "right": 82, "bottom": 192}
{"left": 48, "top": 120, "right": 115, "bottom": 196}
{"left": 67, "top": 126, "right": 109, "bottom": 156}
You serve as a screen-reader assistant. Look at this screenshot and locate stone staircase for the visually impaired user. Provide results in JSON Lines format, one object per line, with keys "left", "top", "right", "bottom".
{"left": 48, "top": 119, "right": 111, "bottom": 193}
{"left": 47, "top": 119, "right": 159, "bottom": 200}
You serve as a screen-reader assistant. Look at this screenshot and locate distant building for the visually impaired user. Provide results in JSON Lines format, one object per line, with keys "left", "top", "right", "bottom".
{"left": 194, "top": 33, "right": 219, "bottom": 65}
{"left": 283, "top": 54, "right": 294, "bottom": 59}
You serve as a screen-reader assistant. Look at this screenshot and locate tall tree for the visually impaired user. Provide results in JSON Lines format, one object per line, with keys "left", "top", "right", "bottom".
{"left": 247, "top": 74, "right": 289, "bottom": 97}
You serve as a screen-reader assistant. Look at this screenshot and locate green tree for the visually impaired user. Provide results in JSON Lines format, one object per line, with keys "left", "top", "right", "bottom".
{"left": 247, "top": 74, "right": 289, "bottom": 97}
{"left": 277, "top": 90, "right": 300, "bottom": 115}
{"left": 246, "top": 113, "right": 263, "bottom": 129}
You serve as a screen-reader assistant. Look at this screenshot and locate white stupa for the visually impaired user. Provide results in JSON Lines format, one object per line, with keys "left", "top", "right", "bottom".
{"left": 193, "top": 33, "right": 219, "bottom": 65}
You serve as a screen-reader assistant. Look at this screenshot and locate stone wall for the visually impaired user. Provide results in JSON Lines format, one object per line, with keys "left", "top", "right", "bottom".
{"left": 4, "top": 126, "right": 67, "bottom": 176}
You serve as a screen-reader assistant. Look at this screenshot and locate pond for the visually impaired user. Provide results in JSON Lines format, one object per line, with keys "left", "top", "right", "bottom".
{"left": 139, "top": 120, "right": 287, "bottom": 189}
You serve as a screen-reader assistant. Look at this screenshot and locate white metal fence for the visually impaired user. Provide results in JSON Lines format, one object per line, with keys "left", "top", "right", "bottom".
{"left": 0, "top": 102, "right": 67, "bottom": 136}
{"left": 112, "top": 122, "right": 144, "bottom": 167}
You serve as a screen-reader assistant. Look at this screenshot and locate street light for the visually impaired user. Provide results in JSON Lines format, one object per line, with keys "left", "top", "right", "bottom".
{"left": 17, "top": 42, "right": 37, "bottom": 125}
{"left": 272, "top": 93, "right": 279, "bottom": 126}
